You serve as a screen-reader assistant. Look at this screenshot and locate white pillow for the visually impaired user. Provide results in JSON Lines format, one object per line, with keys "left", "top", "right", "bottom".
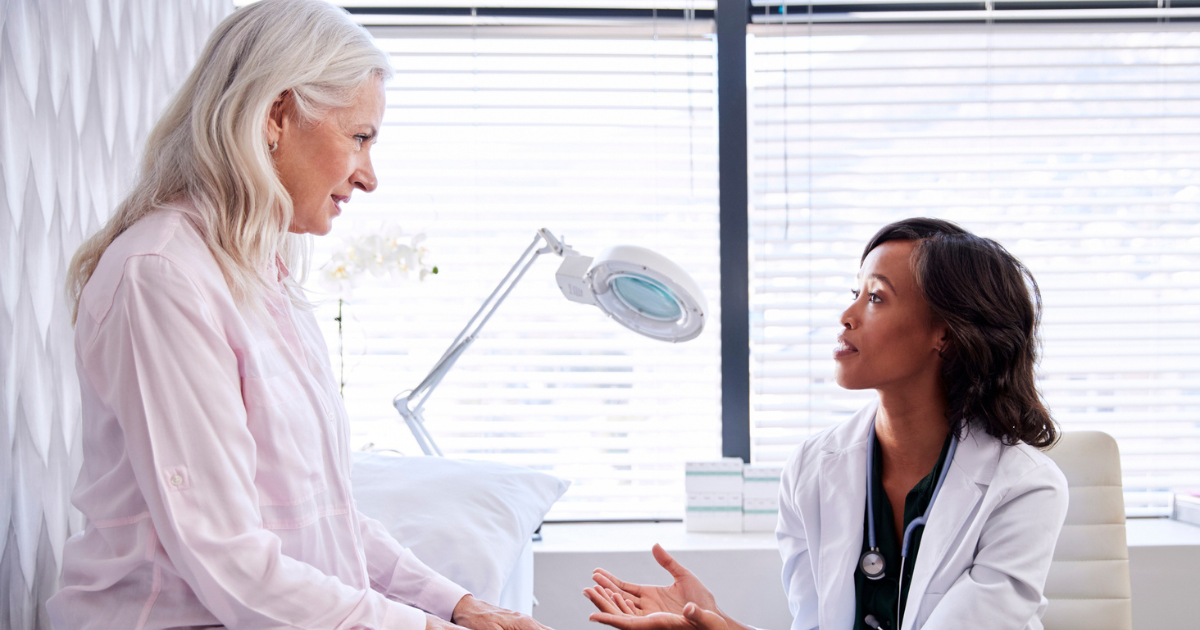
{"left": 350, "top": 453, "right": 570, "bottom": 604}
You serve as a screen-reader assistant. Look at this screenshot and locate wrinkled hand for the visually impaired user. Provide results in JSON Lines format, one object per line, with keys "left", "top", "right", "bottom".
{"left": 426, "top": 612, "right": 466, "bottom": 630}
{"left": 585, "top": 544, "right": 719, "bottom": 618}
{"left": 451, "top": 594, "right": 553, "bottom": 630}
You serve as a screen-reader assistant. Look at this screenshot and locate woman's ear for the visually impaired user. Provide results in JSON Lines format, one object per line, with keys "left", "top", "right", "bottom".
{"left": 933, "top": 322, "right": 950, "bottom": 355}
{"left": 265, "top": 89, "right": 291, "bottom": 146}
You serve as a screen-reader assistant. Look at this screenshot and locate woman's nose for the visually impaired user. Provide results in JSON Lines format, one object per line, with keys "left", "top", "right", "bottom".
{"left": 840, "top": 303, "right": 857, "bottom": 330}
{"left": 354, "top": 156, "right": 378, "bottom": 193}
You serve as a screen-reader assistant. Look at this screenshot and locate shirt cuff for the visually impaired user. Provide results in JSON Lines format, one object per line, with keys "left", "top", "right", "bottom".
{"left": 385, "top": 599, "right": 430, "bottom": 630}
{"left": 406, "top": 569, "right": 472, "bottom": 621}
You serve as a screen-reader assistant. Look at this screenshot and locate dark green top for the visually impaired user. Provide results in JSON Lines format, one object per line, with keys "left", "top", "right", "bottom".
{"left": 852, "top": 433, "right": 953, "bottom": 630}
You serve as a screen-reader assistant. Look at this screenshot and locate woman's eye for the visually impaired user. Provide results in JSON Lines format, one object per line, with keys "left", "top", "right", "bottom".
{"left": 354, "top": 135, "right": 369, "bottom": 149}
{"left": 868, "top": 292, "right": 882, "bottom": 304}
{"left": 850, "top": 289, "right": 860, "bottom": 301}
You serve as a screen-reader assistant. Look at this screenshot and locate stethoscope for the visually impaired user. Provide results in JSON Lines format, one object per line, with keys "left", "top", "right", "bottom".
{"left": 858, "top": 417, "right": 958, "bottom": 630}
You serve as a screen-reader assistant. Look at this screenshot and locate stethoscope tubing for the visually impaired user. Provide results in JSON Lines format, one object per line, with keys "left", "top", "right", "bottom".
{"left": 862, "top": 416, "right": 959, "bottom": 630}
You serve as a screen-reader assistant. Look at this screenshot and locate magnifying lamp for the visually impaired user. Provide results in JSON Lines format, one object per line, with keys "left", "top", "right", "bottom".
{"left": 394, "top": 228, "right": 707, "bottom": 456}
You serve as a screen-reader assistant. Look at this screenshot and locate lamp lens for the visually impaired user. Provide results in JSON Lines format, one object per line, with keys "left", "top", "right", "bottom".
{"left": 611, "top": 274, "right": 682, "bottom": 321}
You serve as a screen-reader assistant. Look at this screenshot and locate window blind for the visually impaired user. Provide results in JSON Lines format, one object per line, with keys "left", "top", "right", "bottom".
{"left": 747, "top": 24, "right": 1200, "bottom": 516}
{"left": 749, "top": 0, "right": 1200, "bottom": 23}
{"left": 302, "top": 27, "right": 722, "bottom": 520}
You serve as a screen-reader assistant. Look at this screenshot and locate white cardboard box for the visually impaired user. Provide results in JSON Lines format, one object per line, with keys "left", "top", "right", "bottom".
{"left": 742, "top": 496, "right": 779, "bottom": 532}
{"left": 686, "top": 492, "right": 743, "bottom": 532}
{"left": 686, "top": 458, "right": 745, "bottom": 494}
{"left": 743, "top": 464, "right": 784, "bottom": 500}
{"left": 1174, "top": 493, "right": 1200, "bottom": 527}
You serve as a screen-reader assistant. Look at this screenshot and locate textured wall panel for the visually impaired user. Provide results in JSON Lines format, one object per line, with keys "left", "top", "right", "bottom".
{"left": 0, "top": 1, "right": 231, "bottom": 627}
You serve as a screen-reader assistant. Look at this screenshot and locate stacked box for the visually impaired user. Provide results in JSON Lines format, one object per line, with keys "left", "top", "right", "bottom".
{"left": 686, "top": 458, "right": 744, "bottom": 532}
{"left": 742, "top": 496, "right": 779, "bottom": 532}
{"left": 743, "top": 464, "right": 784, "bottom": 500}
{"left": 1174, "top": 493, "right": 1200, "bottom": 527}
{"left": 686, "top": 492, "right": 743, "bottom": 532}
{"left": 685, "top": 458, "right": 745, "bottom": 494}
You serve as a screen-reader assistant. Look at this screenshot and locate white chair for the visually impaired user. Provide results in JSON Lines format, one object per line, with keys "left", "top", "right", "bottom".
{"left": 1041, "top": 431, "right": 1133, "bottom": 630}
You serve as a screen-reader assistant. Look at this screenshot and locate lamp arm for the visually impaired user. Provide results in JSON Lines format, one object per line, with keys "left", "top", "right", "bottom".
{"left": 436, "top": 233, "right": 546, "bottom": 365}
{"left": 394, "top": 230, "right": 564, "bottom": 455}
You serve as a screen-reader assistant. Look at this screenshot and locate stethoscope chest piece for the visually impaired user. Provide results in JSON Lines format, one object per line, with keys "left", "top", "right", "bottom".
{"left": 860, "top": 547, "right": 886, "bottom": 581}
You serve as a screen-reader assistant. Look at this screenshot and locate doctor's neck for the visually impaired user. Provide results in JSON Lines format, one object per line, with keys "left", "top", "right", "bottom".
{"left": 875, "top": 382, "right": 950, "bottom": 472}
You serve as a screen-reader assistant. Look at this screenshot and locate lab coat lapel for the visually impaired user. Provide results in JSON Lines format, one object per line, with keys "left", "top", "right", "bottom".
{"left": 900, "top": 430, "right": 991, "bottom": 630}
{"left": 816, "top": 439, "right": 868, "bottom": 630}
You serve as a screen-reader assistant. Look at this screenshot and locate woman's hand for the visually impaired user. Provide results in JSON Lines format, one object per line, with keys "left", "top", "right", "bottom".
{"left": 589, "top": 600, "right": 729, "bottom": 630}
{"left": 450, "top": 594, "right": 554, "bottom": 630}
{"left": 585, "top": 544, "right": 719, "bottom": 618}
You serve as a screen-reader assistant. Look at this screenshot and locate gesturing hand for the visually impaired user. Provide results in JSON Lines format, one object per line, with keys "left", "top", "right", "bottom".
{"left": 585, "top": 544, "right": 720, "bottom": 619}
{"left": 589, "top": 595, "right": 729, "bottom": 630}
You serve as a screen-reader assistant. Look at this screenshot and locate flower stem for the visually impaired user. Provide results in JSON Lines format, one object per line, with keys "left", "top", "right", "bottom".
{"left": 336, "top": 298, "right": 344, "bottom": 398}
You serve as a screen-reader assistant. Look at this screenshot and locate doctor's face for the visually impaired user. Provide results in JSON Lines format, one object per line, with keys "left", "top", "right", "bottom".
{"left": 834, "top": 240, "right": 946, "bottom": 392}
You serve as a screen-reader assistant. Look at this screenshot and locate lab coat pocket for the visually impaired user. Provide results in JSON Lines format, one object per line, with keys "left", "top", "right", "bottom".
{"left": 241, "top": 375, "right": 328, "bottom": 507}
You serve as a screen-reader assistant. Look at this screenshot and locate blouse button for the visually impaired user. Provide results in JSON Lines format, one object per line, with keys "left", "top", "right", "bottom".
{"left": 170, "top": 474, "right": 184, "bottom": 486}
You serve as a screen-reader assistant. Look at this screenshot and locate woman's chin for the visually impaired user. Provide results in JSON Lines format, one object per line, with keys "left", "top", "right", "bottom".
{"left": 289, "top": 218, "right": 334, "bottom": 236}
{"left": 833, "top": 369, "right": 868, "bottom": 391}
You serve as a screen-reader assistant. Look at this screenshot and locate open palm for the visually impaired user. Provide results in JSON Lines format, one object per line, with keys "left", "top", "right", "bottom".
{"left": 586, "top": 544, "right": 719, "bottom": 618}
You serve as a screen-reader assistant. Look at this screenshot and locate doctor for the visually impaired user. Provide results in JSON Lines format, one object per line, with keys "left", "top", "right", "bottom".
{"left": 585, "top": 218, "right": 1069, "bottom": 630}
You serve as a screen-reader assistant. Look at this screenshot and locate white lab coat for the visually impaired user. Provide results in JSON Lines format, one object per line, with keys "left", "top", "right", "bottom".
{"left": 777, "top": 400, "right": 1069, "bottom": 630}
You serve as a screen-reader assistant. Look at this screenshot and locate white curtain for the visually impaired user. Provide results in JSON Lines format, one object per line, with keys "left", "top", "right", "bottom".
{"left": 0, "top": 1, "right": 230, "bottom": 626}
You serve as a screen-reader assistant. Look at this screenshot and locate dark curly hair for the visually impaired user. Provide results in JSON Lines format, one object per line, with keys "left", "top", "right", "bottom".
{"left": 862, "top": 218, "right": 1057, "bottom": 448}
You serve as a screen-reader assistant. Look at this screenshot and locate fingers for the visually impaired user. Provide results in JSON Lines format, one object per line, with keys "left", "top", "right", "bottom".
{"left": 589, "top": 612, "right": 687, "bottom": 630}
{"left": 652, "top": 544, "right": 693, "bottom": 580}
{"left": 589, "top": 613, "right": 642, "bottom": 630}
{"left": 592, "top": 568, "right": 643, "bottom": 604}
{"left": 585, "top": 586, "right": 625, "bottom": 615}
{"left": 594, "top": 568, "right": 642, "bottom": 597}
{"left": 592, "top": 572, "right": 624, "bottom": 594}
{"left": 614, "top": 594, "right": 637, "bottom": 616}
{"left": 682, "top": 604, "right": 726, "bottom": 630}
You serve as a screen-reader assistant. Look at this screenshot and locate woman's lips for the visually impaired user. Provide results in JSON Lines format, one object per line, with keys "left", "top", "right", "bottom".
{"left": 331, "top": 195, "right": 349, "bottom": 215}
{"left": 834, "top": 335, "right": 858, "bottom": 359}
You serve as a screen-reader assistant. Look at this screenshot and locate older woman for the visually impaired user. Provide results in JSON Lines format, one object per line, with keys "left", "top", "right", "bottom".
{"left": 585, "top": 219, "right": 1069, "bottom": 630}
{"left": 46, "top": 2, "right": 547, "bottom": 629}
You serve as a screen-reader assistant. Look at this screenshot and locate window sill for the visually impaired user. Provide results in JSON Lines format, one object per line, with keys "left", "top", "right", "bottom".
{"left": 535, "top": 521, "right": 777, "bottom": 553}
{"left": 1124, "top": 516, "right": 1200, "bottom": 547}
{"left": 535, "top": 516, "right": 1200, "bottom": 553}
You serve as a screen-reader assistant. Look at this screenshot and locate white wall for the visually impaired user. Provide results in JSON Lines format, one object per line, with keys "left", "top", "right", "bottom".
{"left": 0, "top": 1, "right": 229, "bottom": 626}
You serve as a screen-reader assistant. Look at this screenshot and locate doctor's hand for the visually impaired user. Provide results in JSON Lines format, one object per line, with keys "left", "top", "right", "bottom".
{"left": 585, "top": 545, "right": 751, "bottom": 630}
{"left": 586, "top": 545, "right": 718, "bottom": 619}
{"left": 589, "top": 600, "right": 728, "bottom": 630}
{"left": 450, "top": 594, "right": 554, "bottom": 630}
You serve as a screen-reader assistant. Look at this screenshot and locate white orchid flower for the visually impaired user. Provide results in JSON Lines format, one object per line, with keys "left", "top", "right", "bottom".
{"left": 317, "top": 252, "right": 358, "bottom": 300}
{"left": 316, "top": 224, "right": 436, "bottom": 301}
{"left": 355, "top": 234, "right": 393, "bottom": 278}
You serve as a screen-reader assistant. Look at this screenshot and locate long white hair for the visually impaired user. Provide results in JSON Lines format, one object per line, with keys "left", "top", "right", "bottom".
{"left": 67, "top": 0, "right": 393, "bottom": 321}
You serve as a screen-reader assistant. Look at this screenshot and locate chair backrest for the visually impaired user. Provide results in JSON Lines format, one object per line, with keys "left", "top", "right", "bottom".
{"left": 1041, "top": 431, "right": 1132, "bottom": 630}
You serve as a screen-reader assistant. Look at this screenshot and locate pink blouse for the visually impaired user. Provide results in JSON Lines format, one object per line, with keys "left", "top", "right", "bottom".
{"left": 46, "top": 206, "right": 469, "bottom": 630}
